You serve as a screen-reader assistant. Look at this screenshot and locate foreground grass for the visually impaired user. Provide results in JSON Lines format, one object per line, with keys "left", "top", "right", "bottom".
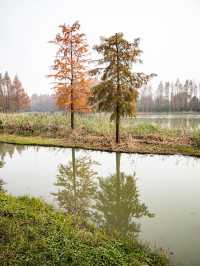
{"left": 0, "top": 193, "right": 170, "bottom": 266}
{"left": 0, "top": 112, "right": 199, "bottom": 157}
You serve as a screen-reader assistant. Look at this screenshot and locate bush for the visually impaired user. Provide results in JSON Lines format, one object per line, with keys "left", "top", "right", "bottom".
{"left": 131, "top": 123, "right": 160, "bottom": 136}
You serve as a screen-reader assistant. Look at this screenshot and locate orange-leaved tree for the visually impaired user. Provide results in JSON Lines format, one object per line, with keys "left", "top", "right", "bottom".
{"left": 49, "top": 21, "right": 91, "bottom": 129}
{"left": 0, "top": 73, "right": 30, "bottom": 112}
{"left": 12, "top": 75, "right": 30, "bottom": 112}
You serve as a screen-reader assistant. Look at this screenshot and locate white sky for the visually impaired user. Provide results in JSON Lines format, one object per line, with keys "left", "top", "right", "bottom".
{"left": 0, "top": 0, "right": 200, "bottom": 95}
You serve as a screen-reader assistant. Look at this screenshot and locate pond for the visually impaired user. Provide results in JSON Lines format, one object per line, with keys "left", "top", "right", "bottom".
{"left": 0, "top": 143, "right": 200, "bottom": 266}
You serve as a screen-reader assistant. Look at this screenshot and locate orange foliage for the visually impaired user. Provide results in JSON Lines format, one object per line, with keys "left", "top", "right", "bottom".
{"left": 49, "top": 21, "right": 90, "bottom": 113}
{"left": 55, "top": 80, "right": 93, "bottom": 112}
{"left": 12, "top": 75, "right": 30, "bottom": 112}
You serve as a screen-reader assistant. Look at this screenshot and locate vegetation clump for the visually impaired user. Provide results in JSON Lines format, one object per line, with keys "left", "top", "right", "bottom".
{"left": 0, "top": 193, "right": 170, "bottom": 266}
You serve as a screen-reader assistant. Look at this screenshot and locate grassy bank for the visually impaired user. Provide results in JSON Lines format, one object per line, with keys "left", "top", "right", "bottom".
{"left": 0, "top": 133, "right": 200, "bottom": 157}
{"left": 0, "top": 113, "right": 199, "bottom": 157}
{"left": 0, "top": 193, "right": 170, "bottom": 266}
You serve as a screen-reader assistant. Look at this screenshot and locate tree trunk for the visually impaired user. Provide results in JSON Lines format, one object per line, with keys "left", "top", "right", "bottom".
{"left": 115, "top": 33, "right": 120, "bottom": 143}
{"left": 116, "top": 105, "right": 120, "bottom": 143}
{"left": 71, "top": 99, "right": 74, "bottom": 129}
{"left": 70, "top": 31, "right": 75, "bottom": 130}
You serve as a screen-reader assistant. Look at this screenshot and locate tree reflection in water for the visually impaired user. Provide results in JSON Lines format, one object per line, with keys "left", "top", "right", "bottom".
{"left": 52, "top": 148, "right": 97, "bottom": 218}
{"left": 0, "top": 143, "right": 29, "bottom": 193}
{"left": 0, "top": 160, "right": 6, "bottom": 193}
{"left": 0, "top": 143, "right": 26, "bottom": 160}
{"left": 94, "top": 152, "right": 154, "bottom": 238}
{"left": 53, "top": 149, "right": 154, "bottom": 239}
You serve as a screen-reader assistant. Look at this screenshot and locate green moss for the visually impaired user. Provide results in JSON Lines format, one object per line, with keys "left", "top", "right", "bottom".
{"left": 0, "top": 193, "right": 170, "bottom": 266}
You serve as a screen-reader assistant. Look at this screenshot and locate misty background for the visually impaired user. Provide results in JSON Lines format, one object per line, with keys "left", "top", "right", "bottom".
{"left": 0, "top": 0, "right": 200, "bottom": 96}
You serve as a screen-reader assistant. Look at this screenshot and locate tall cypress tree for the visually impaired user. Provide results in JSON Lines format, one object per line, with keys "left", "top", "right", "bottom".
{"left": 0, "top": 73, "right": 29, "bottom": 112}
{"left": 91, "top": 33, "right": 154, "bottom": 143}
{"left": 48, "top": 21, "right": 90, "bottom": 130}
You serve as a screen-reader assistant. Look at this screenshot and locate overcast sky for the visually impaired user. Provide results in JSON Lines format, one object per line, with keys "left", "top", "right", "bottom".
{"left": 0, "top": 0, "right": 200, "bottom": 95}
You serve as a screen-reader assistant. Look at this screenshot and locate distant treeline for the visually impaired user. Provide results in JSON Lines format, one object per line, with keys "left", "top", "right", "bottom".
{"left": 138, "top": 79, "right": 200, "bottom": 112}
{"left": 1, "top": 72, "right": 200, "bottom": 113}
{"left": 0, "top": 72, "right": 59, "bottom": 113}
{"left": 31, "top": 79, "right": 200, "bottom": 113}
{"left": 30, "top": 94, "right": 59, "bottom": 112}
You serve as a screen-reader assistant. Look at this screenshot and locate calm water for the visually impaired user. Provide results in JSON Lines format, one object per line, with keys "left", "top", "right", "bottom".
{"left": 136, "top": 113, "right": 200, "bottom": 130}
{"left": 0, "top": 143, "right": 200, "bottom": 266}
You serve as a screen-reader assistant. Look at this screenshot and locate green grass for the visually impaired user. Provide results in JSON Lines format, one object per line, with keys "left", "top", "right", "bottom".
{"left": 0, "top": 134, "right": 65, "bottom": 147}
{"left": 0, "top": 112, "right": 114, "bottom": 136}
{"left": 0, "top": 193, "right": 171, "bottom": 266}
{"left": 0, "top": 112, "right": 186, "bottom": 137}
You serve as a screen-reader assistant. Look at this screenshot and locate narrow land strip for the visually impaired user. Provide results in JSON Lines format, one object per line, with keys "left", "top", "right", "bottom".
{"left": 0, "top": 133, "right": 199, "bottom": 157}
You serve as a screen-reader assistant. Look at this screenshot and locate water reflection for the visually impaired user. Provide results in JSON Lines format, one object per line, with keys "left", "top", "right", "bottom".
{"left": 93, "top": 153, "right": 154, "bottom": 238}
{"left": 53, "top": 150, "right": 154, "bottom": 239}
{"left": 0, "top": 143, "right": 26, "bottom": 160}
{"left": 1, "top": 143, "right": 200, "bottom": 265}
{"left": 0, "top": 179, "right": 6, "bottom": 193}
{"left": 52, "top": 148, "right": 97, "bottom": 218}
{"left": 0, "top": 160, "right": 6, "bottom": 193}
